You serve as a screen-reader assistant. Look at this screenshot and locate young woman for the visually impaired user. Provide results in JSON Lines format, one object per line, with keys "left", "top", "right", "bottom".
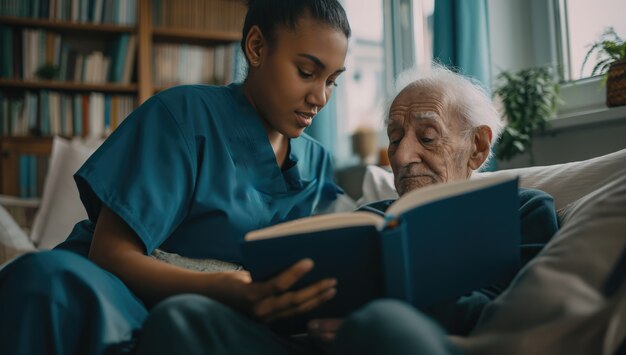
{"left": 0, "top": 1, "right": 351, "bottom": 354}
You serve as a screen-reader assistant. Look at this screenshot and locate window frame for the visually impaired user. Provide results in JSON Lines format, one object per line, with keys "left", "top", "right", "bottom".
{"left": 530, "top": 0, "right": 624, "bottom": 127}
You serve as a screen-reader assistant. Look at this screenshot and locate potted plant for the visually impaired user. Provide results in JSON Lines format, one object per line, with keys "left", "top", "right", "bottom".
{"left": 493, "top": 66, "right": 560, "bottom": 164}
{"left": 581, "top": 27, "right": 626, "bottom": 107}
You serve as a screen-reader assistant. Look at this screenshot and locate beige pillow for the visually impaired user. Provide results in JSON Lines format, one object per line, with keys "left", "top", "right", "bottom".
{"left": 452, "top": 168, "right": 626, "bottom": 355}
{"left": 476, "top": 148, "right": 626, "bottom": 212}
{"left": 30, "top": 137, "right": 99, "bottom": 249}
{"left": 359, "top": 149, "right": 626, "bottom": 218}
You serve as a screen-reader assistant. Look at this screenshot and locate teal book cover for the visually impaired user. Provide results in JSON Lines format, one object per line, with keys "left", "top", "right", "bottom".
{"left": 241, "top": 175, "right": 521, "bottom": 334}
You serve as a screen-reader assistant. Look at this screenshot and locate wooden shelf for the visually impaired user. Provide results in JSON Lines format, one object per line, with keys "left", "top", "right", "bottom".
{"left": 153, "top": 27, "right": 241, "bottom": 43}
{"left": 0, "top": 16, "right": 134, "bottom": 34}
{"left": 0, "top": 79, "right": 138, "bottom": 93}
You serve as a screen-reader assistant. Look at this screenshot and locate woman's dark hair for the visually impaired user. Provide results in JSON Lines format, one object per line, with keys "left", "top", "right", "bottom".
{"left": 240, "top": 0, "right": 351, "bottom": 62}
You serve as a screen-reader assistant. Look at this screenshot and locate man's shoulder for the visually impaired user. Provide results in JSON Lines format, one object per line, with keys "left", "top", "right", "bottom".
{"left": 358, "top": 199, "right": 396, "bottom": 215}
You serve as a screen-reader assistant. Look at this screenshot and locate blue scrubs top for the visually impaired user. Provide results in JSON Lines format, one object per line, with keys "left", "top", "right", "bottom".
{"left": 57, "top": 83, "right": 340, "bottom": 263}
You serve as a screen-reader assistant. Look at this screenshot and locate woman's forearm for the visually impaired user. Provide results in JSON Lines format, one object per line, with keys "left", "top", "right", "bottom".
{"left": 88, "top": 205, "right": 240, "bottom": 307}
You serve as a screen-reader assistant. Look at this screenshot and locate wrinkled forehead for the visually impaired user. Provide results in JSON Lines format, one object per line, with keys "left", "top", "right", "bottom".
{"left": 387, "top": 111, "right": 441, "bottom": 128}
{"left": 388, "top": 84, "right": 449, "bottom": 123}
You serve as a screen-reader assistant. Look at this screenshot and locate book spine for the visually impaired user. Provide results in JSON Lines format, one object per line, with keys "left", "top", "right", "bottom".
{"left": 81, "top": 93, "right": 89, "bottom": 137}
{"left": 29, "top": 154, "right": 37, "bottom": 198}
{"left": 19, "top": 155, "right": 29, "bottom": 198}
{"left": 380, "top": 223, "right": 412, "bottom": 303}
{"left": 0, "top": 26, "right": 12, "bottom": 78}
{"left": 0, "top": 93, "right": 5, "bottom": 135}
{"left": 73, "top": 93, "right": 82, "bottom": 136}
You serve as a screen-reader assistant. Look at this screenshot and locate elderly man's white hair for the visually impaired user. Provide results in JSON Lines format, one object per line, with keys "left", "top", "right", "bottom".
{"left": 388, "top": 64, "right": 504, "bottom": 166}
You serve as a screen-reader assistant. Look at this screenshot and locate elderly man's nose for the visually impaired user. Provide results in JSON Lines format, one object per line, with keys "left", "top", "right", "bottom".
{"left": 395, "top": 138, "right": 421, "bottom": 165}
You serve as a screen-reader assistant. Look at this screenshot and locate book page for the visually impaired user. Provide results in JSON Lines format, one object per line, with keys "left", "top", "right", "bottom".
{"left": 387, "top": 175, "right": 518, "bottom": 217}
{"left": 245, "top": 211, "right": 384, "bottom": 241}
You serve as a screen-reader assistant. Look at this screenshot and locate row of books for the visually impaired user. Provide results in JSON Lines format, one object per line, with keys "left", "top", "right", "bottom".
{"left": 1, "top": 91, "right": 135, "bottom": 138}
{"left": 0, "top": 27, "right": 136, "bottom": 83}
{"left": 17, "top": 154, "right": 49, "bottom": 198}
{"left": 153, "top": 42, "right": 244, "bottom": 87}
{"left": 151, "top": 0, "right": 245, "bottom": 32}
{"left": 0, "top": 0, "right": 137, "bottom": 25}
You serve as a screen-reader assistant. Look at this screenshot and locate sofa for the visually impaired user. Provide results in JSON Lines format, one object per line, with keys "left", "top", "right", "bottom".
{"left": 0, "top": 137, "right": 625, "bottom": 354}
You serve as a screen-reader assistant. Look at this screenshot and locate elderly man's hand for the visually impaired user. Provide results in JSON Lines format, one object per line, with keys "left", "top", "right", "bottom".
{"left": 308, "top": 318, "right": 344, "bottom": 342}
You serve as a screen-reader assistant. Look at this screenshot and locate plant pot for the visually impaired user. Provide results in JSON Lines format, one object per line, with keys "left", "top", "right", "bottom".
{"left": 606, "top": 61, "right": 626, "bottom": 107}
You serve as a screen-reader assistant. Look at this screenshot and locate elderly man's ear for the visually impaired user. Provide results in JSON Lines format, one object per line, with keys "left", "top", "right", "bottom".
{"left": 468, "top": 125, "right": 493, "bottom": 170}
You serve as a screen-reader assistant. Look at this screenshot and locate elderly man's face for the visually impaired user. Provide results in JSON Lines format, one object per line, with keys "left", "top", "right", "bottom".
{"left": 387, "top": 85, "right": 474, "bottom": 196}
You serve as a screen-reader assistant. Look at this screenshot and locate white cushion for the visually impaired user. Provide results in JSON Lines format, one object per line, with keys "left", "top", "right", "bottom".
{"left": 30, "top": 137, "right": 100, "bottom": 249}
{"left": 358, "top": 149, "right": 626, "bottom": 219}
{"left": 356, "top": 165, "right": 398, "bottom": 207}
{"left": 0, "top": 204, "right": 35, "bottom": 265}
{"left": 452, "top": 168, "right": 626, "bottom": 355}
{"left": 476, "top": 148, "right": 626, "bottom": 211}
{"left": 323, "top": 193, "right": 359, "bottom": 213}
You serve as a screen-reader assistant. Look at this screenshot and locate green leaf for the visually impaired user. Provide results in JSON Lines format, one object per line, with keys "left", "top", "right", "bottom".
{"left": 581, "top": 26, "right": 626, "bottom": 79}
{"left": 492, "top": 64, "right": 558, "bottom": 163}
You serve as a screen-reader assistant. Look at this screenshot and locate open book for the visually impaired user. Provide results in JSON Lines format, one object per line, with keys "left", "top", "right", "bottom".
{"left": 242, "top": 175, "right": 521, "bottom": 333}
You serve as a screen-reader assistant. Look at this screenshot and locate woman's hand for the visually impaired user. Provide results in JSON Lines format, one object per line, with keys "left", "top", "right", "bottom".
{"left": 308, "top": 318, "right": 344, "bottom": 342}
{"left": 210, "top": 259, "right": 337, "bottom": 323}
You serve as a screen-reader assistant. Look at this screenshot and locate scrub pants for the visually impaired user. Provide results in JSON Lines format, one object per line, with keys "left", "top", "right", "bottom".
{"left": 0, "top": 250, "right": 148, "bottom": 355}
{"left": 135, "top": 295, "right": 463, "bottom": 355}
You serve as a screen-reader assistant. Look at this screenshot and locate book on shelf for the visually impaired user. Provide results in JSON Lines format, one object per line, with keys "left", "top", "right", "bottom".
{"left": 17, "top": 154, "right": 46, "bottom": 198}
{"left": 0, "top": 0, "right": 137, "bottom": 25}
{"left": 152, "top": 42, "right": 236, "bottom": 87}
{"left": 0, "top": 91, "right": 133, "bottom": 137}
{"left": 242, "top": 175, "right": 521, "bottom": 334}
{"left": 0, "top": 26, "right": 135, "bottom": 84}
{"left": 121, "top": 34, "right": 136, "bottom": 84}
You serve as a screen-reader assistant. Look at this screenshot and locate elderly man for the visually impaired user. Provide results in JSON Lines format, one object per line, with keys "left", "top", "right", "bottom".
{"left": 354, "top": 65, "right": 559, "bottom": 333}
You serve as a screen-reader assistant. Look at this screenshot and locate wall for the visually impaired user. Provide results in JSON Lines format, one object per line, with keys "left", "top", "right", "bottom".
{"left": 498, "top": 111, "right": 626, "bottom": 169}
{"left": 487, "top": 0, "right": 535, "bottom": 77}
{"left": 487, "top": 0, "right": 626, "bottom": 169}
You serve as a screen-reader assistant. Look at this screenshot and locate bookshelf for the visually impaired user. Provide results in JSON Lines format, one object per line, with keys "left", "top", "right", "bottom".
{"left": 0, "top": 0, "right": 247, "bottom": 197}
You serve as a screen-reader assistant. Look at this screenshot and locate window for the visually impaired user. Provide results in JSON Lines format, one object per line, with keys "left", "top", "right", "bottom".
{"left": 334, "top": 0, "right": 433, "bottom": 165}
{"left": 412, "top": 0, "right": 434, "bottom": 67}
{"left": 558, "top": 0, "right": 626, "bottom": 82}
{"left": 341, "top": 0, "right": 386, "bottom": 134}
{"left": 331, "top": 0, "right": 386, "bottom": 165}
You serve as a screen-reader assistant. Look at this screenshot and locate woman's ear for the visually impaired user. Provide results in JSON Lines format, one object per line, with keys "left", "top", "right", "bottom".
{"left": 468, "top": 125, "right": 493, "bottom": 170}
{"left": 245, "top": 25, "right": 265, "bottom": 68}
